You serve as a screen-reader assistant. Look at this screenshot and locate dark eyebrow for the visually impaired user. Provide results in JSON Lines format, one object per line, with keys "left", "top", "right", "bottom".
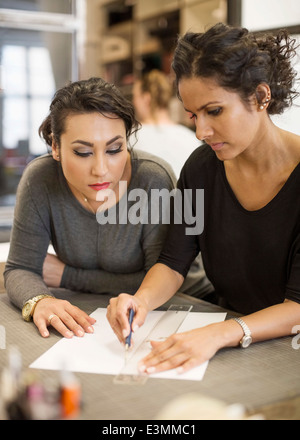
{"left": 184, "top": 101, "right": 222, "bottom": 113}
{"left": 71, "top": 136, "right": 124, "bottom": 147}
{"left": 71, "top": 140, "right": 94, "bottom": 147}
{"left": 106, "top": 135, "right": 124, "bottom": 146}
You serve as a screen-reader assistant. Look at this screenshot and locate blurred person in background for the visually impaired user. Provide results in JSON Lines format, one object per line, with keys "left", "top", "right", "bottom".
{"left": 132, "top": 69, "right": 200, "bottom": 178}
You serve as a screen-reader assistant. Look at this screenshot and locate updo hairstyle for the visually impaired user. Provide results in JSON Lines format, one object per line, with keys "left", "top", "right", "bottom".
{"left": 39, "top": 77, "right": 140, "bottom": 147}
{"left": 139, "top": 70, "right": 173, "bottom": 118}
{"left": 172, "top": 23, "right": 299, "bottom": 114}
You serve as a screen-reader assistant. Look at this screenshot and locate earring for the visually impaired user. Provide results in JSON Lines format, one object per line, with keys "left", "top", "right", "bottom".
{"left": 259, "top": 96, "right": 271, "bottom": 110}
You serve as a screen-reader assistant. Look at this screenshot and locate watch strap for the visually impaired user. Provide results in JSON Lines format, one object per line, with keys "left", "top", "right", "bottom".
{"left": 233, "top": 317, "right": 252, "bottom": 347}
{"left": 22, "top": 294, "right": 54, "bottom": 321}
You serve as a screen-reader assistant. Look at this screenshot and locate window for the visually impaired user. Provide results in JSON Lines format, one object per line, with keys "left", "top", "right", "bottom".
{"left": 0, "top": 0, "right": 81, "bottom": 204}
{"left": 242, "top": 0, "right": 300, "bottom": 31}
{"left": 0, "top": 0, "right": 73, "bottom": 14}
{"left": 2, "top": 42, "right": 55, "bottom": 155}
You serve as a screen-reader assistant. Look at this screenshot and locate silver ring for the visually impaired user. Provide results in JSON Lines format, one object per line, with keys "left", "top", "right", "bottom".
{"left": 48, "top": 313, "right": 57, "bottom": 325}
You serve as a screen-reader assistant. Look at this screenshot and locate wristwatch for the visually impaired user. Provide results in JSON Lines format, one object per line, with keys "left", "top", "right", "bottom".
{"left": 233, "top": 317, "right": 252, "bottom": 348}
{"left": 22, "top": 294, "right": 53, "bottom": 322}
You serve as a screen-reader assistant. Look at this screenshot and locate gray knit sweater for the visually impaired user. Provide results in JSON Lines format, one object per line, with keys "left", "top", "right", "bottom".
{"left": 5, "top": 148, "right": 181, "bottom": 308}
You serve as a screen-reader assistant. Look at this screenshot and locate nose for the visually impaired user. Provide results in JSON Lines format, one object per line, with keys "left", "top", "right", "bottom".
{"left": 91, "top": 154, "right": 108, "bottom": 177}
{"left": 195, "top": 116, "right": 214, "bottom": 141}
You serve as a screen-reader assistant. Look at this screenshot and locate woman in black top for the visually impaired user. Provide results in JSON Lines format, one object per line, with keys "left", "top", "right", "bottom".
{"left": 107, "top": 23, "right": 300, "bottom": 374}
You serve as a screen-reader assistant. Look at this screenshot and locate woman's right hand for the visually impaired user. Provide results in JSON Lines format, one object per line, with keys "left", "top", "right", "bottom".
{"left": 106, "top": 293, "right": 149, "bottom": 344}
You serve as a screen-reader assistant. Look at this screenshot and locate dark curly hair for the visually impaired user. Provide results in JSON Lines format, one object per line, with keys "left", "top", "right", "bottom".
{"left": 172, "top": 23, "right": 299, "bottom": 115}
{"left": 39, "top": 77, "right": 140, "bottom": 147}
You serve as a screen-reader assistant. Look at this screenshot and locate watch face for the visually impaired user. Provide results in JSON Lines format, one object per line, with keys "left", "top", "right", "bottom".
{"left": 241, "top": 335, "right": 252, "bottom": 348}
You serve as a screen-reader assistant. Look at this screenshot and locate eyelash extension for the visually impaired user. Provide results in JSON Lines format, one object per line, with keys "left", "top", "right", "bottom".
{"left": 107, "top": 146, "right": 123, "bottom": 155}
{"left": 73, "top": 150, "right": 91, "bottom": 157}
{"left": 189, "top": 108, "right": 223, "bottom": 120}
{"left": 73, "top": 145, "right": 123, "bottom": 157}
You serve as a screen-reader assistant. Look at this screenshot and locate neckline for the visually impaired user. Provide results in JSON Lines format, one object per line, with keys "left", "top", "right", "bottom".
{"left": 219, "top": 159, "right": 300, "bottom": 215}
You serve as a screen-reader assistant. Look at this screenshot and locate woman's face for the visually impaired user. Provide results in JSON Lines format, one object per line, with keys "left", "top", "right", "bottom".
{"left": 178, "top": 76, "right": 263, "bottom": 161}
{"left": 53, "top": 112, "right": 130, "bottom": 205}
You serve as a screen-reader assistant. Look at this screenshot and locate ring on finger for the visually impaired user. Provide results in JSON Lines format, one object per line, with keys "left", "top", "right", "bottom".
{"left": 48, "top": 313, "right": 57, "bottom": 325}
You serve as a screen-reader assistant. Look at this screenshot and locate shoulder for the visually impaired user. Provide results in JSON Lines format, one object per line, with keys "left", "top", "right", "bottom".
{"left": 165, "top": 124, "right": 200, "bottom": 147}
{"left": 17, "top": 154, "right": 60, "bottom": 199}
{"left": 137, "top": 123, "right": 199, "bottom": 143}
{"left": 21, "top": 154, "right": 58, "bottom": 182}
{"left": 186, "top": 142, "right": 215, "bottom": 162}
{"left": 131, "top": 149, "right": 177, "bottom": 188}
{"left": 182, "top": 143, "right": 217, "bottom": 172}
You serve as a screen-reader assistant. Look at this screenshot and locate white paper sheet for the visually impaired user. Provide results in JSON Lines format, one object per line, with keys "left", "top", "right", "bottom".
{"left": 30, "top": 308, "right": 226, "bottom": 381}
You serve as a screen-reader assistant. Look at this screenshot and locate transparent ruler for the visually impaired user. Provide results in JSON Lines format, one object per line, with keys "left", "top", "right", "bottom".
{"left": 114, "top": 304, "right": 193, "bottom": 385}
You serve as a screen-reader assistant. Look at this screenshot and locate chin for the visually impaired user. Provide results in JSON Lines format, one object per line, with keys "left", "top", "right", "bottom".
{"left": 214, "top": 147, "right": 239, "bottom": 162}
{"left": 214, "top": 150, "right": 229, "bottom": 161}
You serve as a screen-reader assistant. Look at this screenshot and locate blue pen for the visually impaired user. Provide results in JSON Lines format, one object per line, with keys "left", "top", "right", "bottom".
{"left": 125, "top": 309, "right": 135, "bottom": 357}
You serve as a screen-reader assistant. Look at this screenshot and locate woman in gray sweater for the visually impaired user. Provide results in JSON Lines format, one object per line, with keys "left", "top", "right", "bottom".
{"left": 4, "top": 77, "right": 210, "bottom": 339}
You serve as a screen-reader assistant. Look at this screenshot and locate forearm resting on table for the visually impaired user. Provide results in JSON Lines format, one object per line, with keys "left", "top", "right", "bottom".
{"left": 134, "top": 263, "right": 184, "bottom": 311}
{"left": 134, "top": 267, "right": 300, "bottom": 349}
{"left": 242, "top": 299, "right": 300, "bottom": 342}
{"left": 220, "top": 299, "right": 300, "bottom": 349}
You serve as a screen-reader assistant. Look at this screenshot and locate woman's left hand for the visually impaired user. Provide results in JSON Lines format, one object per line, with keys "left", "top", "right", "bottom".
{"left": 138, "top": 323, "right": 226, "bottom": 375}
{"left": 43, "top": 253, "right": 65, "bottom": 287}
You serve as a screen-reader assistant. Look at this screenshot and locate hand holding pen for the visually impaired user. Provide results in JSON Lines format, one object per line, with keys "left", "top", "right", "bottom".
{"left": 106, "top": 294, "right": 149, "bottom": 345}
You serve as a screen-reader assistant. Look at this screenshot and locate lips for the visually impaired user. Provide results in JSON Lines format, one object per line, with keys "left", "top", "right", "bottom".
{"left": 209, "top": 142, "right": 225, "bottom": 151}
{"left": 89, "top": 183, "right": 110, "bottom": 191}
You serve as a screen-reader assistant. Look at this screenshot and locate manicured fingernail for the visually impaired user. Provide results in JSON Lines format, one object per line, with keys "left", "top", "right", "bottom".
{"left": 87, "top": 326, "right": 94, "bottom": 333}
{"left": 146, "top": 367, "right": 156, "bottom": 374}
{"left": 65, "top": 331, "right": 73, "bottom": 338}
{"left": 132, "top": 324, "right": 139, "bottom": 332}
{"left": 138, "top": 364, "right": 146, "bottom": 373}
{"left": 77, "top": 330, "right": 84, "bottom": 337}
{"left": 42, "top": 331, "right": 49, "bottom": 338}
{"left": 122, "top": 329, "right": 128, "bottom": 338}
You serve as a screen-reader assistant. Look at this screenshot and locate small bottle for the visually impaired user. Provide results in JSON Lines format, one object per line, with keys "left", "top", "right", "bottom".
{"left": 60, "top": 369, "right": 81, "bottom": 419}
{"left": 26, "top": 381, "right": 46, "bottom": 420}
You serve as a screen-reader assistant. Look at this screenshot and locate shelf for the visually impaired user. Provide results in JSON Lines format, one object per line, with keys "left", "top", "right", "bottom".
{"left": 99, "top": 0, "right": 227, "bottom": 97}
{"left": 135, "top": 0, "right": 181, "bottom": 20}
{"left": 101, "top": 35, "right": 132, "bottom": 63}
